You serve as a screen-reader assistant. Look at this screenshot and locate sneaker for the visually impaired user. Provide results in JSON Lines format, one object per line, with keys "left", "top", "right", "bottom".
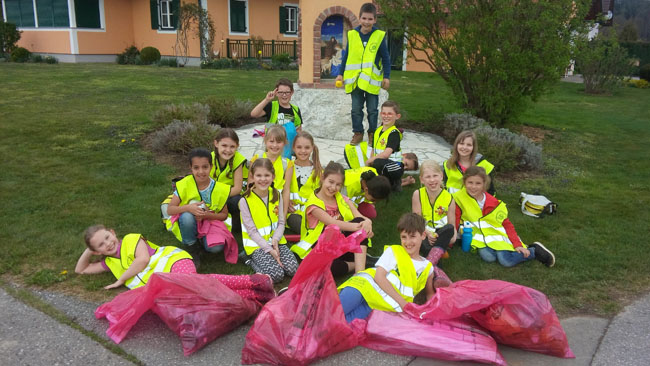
{"left": 530, "top": 242, "right": 555, "bottom": 267}
{"left": 365, "top": 254, "right": 380, "bottom": 268}
{"left": 350, "top": 132, "right": 364, "bottom": 145}
{"left": 367, "top": 132, "right": 374, "bottom": 147}
{"left": 238, "top": 250, "right": 250, "bottom": 264}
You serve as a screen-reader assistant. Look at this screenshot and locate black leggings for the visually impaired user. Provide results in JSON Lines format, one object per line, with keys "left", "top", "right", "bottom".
{"left": 325, "top": 217, "right": 369, "bottom": 277}
{"left": 420, "top": 224, "right": 455, "bottom": 257}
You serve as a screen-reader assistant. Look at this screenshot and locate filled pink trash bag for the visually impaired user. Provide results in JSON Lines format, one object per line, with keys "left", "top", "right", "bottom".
{"left": 241, "top": 225, "right": 367, "bottom": 366}
{"left": 404, "top": 279, "right": 574, "bottom": 358}
{"left": 362, "top": 311, "right": 507, "bottom": 366}
{"left": 95, "top": 273, "right": 260, "bottom": 355}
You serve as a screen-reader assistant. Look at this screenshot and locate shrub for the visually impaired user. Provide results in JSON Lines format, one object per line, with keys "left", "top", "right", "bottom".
{"left": 271, "top": 53, "right": 292, "bottom": 70}
{"left": 116, "top": 45, "right": 139, "bottom": 65}
{"left": 240, "top": 59, "right": 259, "bottom": 70}
{"left": 0, "top": 21, "right": 21, "bottom": 54}
{"left": 149, "top": 120, "right": 218, "bottom": 154}
{"left": 10, "top": 47, "right": 30, "bottom": 62}
{"left": 628, "top": 78, "right": 649, "bottom": 89}
{"left": 152, "top": 103, "right": 210, "bottom": 128}
{"left": 640, "top": 63, "right": 650, "bottom": 82}
{"left": 203, "top": 96, "right": 253, "bottom": 127}
{"left": 575, "top": 34, "right": 633, "bottom": 94}
{"left": 30, "top": 54, "right": 43, "bottom": 63}
{"left": 157, "top": 57, "right": 178, "bottom": 67}
{"left": 201, "top": 58, "right": 234, "bottom": 69}
{"left": 140, "top": 46, "right": 161, "bottom": 64}
{"left": 439, "top": 113, "right": 487, "bottom": 141}
{"left": 44, "top": 55, "right": 58, "bottom": 64}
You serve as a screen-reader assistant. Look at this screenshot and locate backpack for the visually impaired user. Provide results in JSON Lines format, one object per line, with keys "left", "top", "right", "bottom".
{"left": 519, "top": 192, "right": 557, "bottom": 218}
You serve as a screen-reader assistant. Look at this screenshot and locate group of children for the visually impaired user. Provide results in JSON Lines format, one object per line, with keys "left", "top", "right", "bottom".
{"left": 75, "top": 2, "right": 556, "bottom": 325}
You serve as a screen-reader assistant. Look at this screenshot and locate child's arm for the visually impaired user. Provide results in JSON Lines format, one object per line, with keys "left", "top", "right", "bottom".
{"left": 411, "top": 190, "right": 422, "bottom": 215}
{"left": 104, "top": 238, "right": 150, "bottom": 289}
{"left": 310, "top": 207, "right": 363, "bottom": 232}
{"left": 75, "top": 249, "right": 108, "bottom": 275}
{"left": 251, "top": 89, "right": 276, "bottom": 118}
{"left": 229, "top": 165, "right": 244, "bottom": 197}
{"left": 366, "top": 147, "right": 393, "bottom": 166}
{"left": 447, "top": 198, "right": 458, "bottom": 243}
{"left": 203, "top": 204, "right": 228, "bottom": 221}
{"left": 282, "top": 167, "right": 293, "bottom": 217}
{"left": 425, "top": 272, "right": 435, "bottom": 301}
{"left": 166, "top": 194, "right": 204, "bottom": 217}
{"left": 345, "top": 197, "right": 373, "bottom": 237}
{"left": 374, "top": 266, "right": 408, "bottom": 309}
{"left": 455, "top": 203, "right": 462, "bottom": 227}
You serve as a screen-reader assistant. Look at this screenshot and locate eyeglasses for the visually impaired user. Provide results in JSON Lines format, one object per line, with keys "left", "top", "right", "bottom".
{"left": 276, "top": 91, "right": 291, "bottom": 95}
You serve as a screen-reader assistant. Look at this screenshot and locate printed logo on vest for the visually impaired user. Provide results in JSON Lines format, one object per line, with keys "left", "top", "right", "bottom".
{"left": 496, "top": 211, "right": 506, "bottom": 222}
{"left": 370, "top": 42, "right": 378, "bottom": 53}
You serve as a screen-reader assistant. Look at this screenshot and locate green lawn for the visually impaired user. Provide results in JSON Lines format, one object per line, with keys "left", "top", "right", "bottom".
{"left": 1, "top": 63, "right": 648, "bottom": 315}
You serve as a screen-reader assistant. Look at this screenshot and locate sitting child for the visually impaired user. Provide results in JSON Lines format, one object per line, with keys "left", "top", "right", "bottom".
{"left": 444, "top": 130, "right": 496, "bottom": 195}
{"left": 454, "top": 166, "right": 555, "bottom": 267}
{"left": 338, "top": 213, "right": 449, "bottom": 322}
{"left": 343, "top": 166, "right": 391, "bottom": 220}
{"left": 286, "top": 131, "right": 322, "bottom": 232}
{"left": 211, "top": 128, "right": 247, "bottom": 231}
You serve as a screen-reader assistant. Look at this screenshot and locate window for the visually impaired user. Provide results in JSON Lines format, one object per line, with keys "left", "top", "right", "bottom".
{"left": 4, "top": 0, "right": 36, "bottom": 27}
{"left": 74, "top": 0, "right": 100, "bottom": 28}
{"left": 279, "top": 5, "right": 297, "bottom": 35}
{"left": 36, "top": 0, "right": 69, "bottom": 27}
{"left": 150, "top": 0, "right": 178, "bottom": 30}
{"left": 229, "top": 0, "right": 247, "bottom": 33}
{"left": 160, "top": 0, "right": 172, "bottom": 29}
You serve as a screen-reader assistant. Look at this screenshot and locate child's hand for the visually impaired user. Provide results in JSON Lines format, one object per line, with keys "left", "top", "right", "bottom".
{"left": 269, "top": 248, "right": 283, "bottom": 267}
{"left": 188, "top": 202, "right": 205, "bottom": 216}
{"left": 288, "top": 204, "right": 296, "bottom": 213}
{"left": 382, "top": 78, "right": 390, "bottom": 90}
{"left": 335, "top": 75, "right": 343, "bottom": 83}
{"left": 515, "top": 246, "right": 530, "bottom": 258}
{"left": 402, "top": 176, "right": 416, "bottom": 186}
{"left": 265, "top": 89, "right": 277, "bottom": 101}
{"left": 104, "top": 279, "right": 124, "bottom": 290}
{"left": 360, "top": 219, "right": 373, "bottom": 238}
{"left": 426, "top": 231, "right": 438, "bottom": 244}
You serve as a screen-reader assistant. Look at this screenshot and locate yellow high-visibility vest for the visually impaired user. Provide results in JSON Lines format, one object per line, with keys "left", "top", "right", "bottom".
{"left": 444, "top": 159, "right": 494, "bottom": 194}
{"left": 210, "top": 150, "right": 247, "bottom": 187}
{"left": 373, "top": 125, "right": 402, "bottom": 162}
{"left": 268, "top": 101, "right": 302, "bottom": 128}
{"left": 250, "top": 153, "right": 293, "bottom": 192}
{"left": 240, "top": 187, "right": 287, "bottom": 255}
{"left": 343, "top": 29, "right": 386, "bottom": 95}
{"left": 344, "top": 142, "right": 370, "bottom": 169}
{"left": 288, "top": 164, "right": 320, "bottom": 215}
{"left": 418, "top": 187, "right": 453, "bottom": 229}
{"left": 343, "top": 167, "right": 377, "bottom": 206}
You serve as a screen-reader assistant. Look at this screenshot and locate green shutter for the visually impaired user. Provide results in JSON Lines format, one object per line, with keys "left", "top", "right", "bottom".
{"left": 171, "top": 0, "right": 179, "bottom": 30}
{"left": 279, "top": 6, "right": 287, "bottom": 34}
{"left": 74, "top": 0, "right": 99, "bottom": 28}
{"left": 5, "top": 0, "right": 36, "bottom": 27}
{"left": 37, "top": 0, "right": 70, "bottom": 27}
{"left": 52, "top": 0, "right": 69, "bottom": 26}
{"left": 150, "top": 0, "right": 159, "bottom": 29}
{"left": 230, "top": 0, "right": 246, "bottom": 32}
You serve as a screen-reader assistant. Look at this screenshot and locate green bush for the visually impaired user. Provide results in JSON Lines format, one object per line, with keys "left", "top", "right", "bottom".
{"left": 439, "top": 113, "right": 487, "bottom": 141}
{"left": 157, "top": 57, "right": 178, "bottom": 67}
{"left": 240, "top": 59, "right": 259, "bottom": 70}
{"left": 44, "top": 55, "right": 58, "bottom": 64}
{"left": 149, "top": 120, "right": 218, "bottom": 154}
{"left": 640, "top": 63, "right": 650, "bottom": 82}
{"left": 575, "top": 35, "right": 633, "bottom": 94}
{"left": 0, "top": 21, "right": 21, "bottom": 54}
{"left": 140, "top": 46, "right": 161, "bottom": 64}
{"left": 202, "top": 96, "right": 253, "bottom": 127}
{"left": 271, "top": 53, "right": 292, "bottom": 70}
{"left": 201, "top": 58, "right": 234, "bottom": 69}
{"left": 152, "top": 103, "right": 210, "bottom": 128}
{"left": 116, "top": 45, "right": 139, "bottom": 65}
{"left": 30, "top": 54, "right": 43, "bottom": 63}
{"left": 10, "top": 47, "right": 30, "bottom": 62}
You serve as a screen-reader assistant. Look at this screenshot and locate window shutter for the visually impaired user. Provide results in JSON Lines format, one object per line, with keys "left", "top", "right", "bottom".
{"left": 7, "top": 0, "right": 36, "bottom": 27}
{"left": 150, "top": 0, "right": 159, "bottom": 29}
{"left": 279, "top": 6, "right": 287, "bottom": 34}
{"left": 171, "top": 0, "right": 180, "bottom": 30}
{"left": 230, "top": 0, "right": 246, "bottom": 32}
{"left": 74, "top": 0, "right": 100, "bottom": 28}
{"left": 52, "top": 0, "right": 69, "bottom": 27}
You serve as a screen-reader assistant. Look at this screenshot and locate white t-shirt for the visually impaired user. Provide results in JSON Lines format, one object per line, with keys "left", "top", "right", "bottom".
{"left": 476, "top": 193, "right": 486, "bottom": 210}
{"left": 376, "top": 246, "right": 432, "bottom": 278}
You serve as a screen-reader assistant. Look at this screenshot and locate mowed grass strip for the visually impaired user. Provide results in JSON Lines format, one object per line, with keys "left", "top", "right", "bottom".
{"left": 1, "top": 63, "right": 649, "bottom": 316}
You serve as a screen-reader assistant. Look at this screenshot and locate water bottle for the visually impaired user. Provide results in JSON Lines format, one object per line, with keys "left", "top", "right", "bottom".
{"left": 461, "top": 221, "right": 473, "bottom": 252}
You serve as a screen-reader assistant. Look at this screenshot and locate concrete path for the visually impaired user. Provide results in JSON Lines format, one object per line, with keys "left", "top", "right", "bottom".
{"left": 4, "top": 284, "right": 650, "bottom": 366}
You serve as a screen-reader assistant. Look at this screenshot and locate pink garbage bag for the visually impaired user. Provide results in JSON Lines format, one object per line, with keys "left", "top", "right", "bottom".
{"left": 405, "top": 280, "right": 574, "bottom": 358}
{"left": 95, "top": 273, "right": 260, "bottom": 355}
{"left": 241, "top": 226, "right": 367, "bottom": 365}
{"left": 362, "top": 311, "right": 506, "bottom": 366}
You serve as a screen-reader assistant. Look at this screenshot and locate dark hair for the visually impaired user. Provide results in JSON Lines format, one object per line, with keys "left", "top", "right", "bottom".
{"left": 293, "top": 131, "right": 323, "bottom": 184}
{"left": 316, "top": 161, "right": 346, "bottom": 193}
{"left": 402, "top": 152, "right": 419, "bottom": 170}
{"left": 381, "top": 100, "right": 400, "bottom": 115}
{"left": 189, "top": 148, "right": 212, "bottom": 166}
{"left": 359, "top": 2, "right": 377, "bottom": 17}
{"left": 243, "top": 158, "right": 279, "bottom": 203}
{"left": 275, "top": 78, "right": 294, "bottom": 92}
{"left": 361, "top": 170, "right": 391, "bottom": 201}
{"left": 213, "top": 128, "right": 240, "bottom": 179}
{"left": 463, "top": 165, "right": 490, "bottom": 190}
{"left": 83, "top": 224, "right": 107, "bottom": 250}
{"left": 397, "top": 213, "right": 426, "bottom": 234}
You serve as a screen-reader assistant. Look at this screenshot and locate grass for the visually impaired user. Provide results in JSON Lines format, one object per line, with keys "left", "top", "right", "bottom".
{"left": 1, "top": 63, "right": 649, "bottom": 317}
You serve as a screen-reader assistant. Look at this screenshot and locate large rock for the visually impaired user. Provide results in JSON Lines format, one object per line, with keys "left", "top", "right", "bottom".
{"left": 291, "top": 84, "right": 389, "bottom": 141}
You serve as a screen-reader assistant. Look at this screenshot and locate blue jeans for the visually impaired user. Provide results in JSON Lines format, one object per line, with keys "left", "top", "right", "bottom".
{"left": 339, "top": 287, "right": 372, "bottom": 323}
{"left": 178, "top": 212, "right": 225, "bottom": 254}
{"left": 350, "top": 87, "right": 379, "bottom": 133}
{"left": 478, "top": 246, "right": 536, "bottom": 267}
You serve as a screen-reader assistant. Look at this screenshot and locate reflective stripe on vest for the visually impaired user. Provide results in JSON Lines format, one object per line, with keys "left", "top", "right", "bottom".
{"left": 373, "top": 125, "right": 402, "bottom": 162}
{"left": 241, "top": 187, "right": 287, "bottom": 255}
{"left": 453, "top": 187, "right": 523, "bottom": 251}
{"left": 343, "top": 29, "right": 386, "bottom": 94}
{"left": 173, "top": 175, "right": 232, "bottom": 235}
{"left": 343, "top": 167, "right": 377, "bottom": 205}
{"left": 104, "top": 234, "right": 192, "bottom": 289}
{"left": 210, "top": 151, "right": 247, "bottom": 187}
{"left": 338, "top": 245, "right": 432, "bottom": 312}
{"left": 268, "top": 101, "right": 302, "bottom": 128}
{"left": 344, "top": 142, "right": 369, "bottom": 169}
{"left": 252, "top": 153, "right": 292, "bottom": 192}
{"left": 444, "top": 158, "right": 495, "bottom": 194}
{"left": 289, "top": 164, "right": 320, "bottom": 214}
{"left": 291, "top": 192, "right": 354, "bottom": 258}
{"left": 419, "top": 187, "right": 452, "bottom": 229}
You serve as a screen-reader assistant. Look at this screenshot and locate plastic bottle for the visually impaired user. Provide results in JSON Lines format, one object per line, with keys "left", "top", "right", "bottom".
{"left": 461, "top": 221, "right": 472, "bottom": 252}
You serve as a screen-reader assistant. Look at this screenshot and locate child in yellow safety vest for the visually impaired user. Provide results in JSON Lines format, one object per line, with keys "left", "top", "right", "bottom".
{"left": 412, "top": 160, "right": 457, "bottom": 265}
{"left": 211, "top": 128, "right": 247, "bottom": 232}
{"left": 342, "top": 167, "right": 391, "bottom": 220}
{"left": 286, "top": 131, "right": 322, "bottom": 232}
{"left": 454, "top": 166, "right": 555, "bottom": 268}
{"left": 292, "top": 162, "right": 373, "bottom": 276}
{"left": 338, "top": 213, "right": 451, "bottom": 322}
{"left": 239, "top": 158, "right": 299, "bottom": 283}
{"left": 444, "top": 130, "right": 496, "bottom": 195}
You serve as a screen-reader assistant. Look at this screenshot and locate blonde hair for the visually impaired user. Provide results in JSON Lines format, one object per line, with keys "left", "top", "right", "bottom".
{"left": 293, "top": 131, "right": 322, "bottom": 184}
{"left": 243, "top": 158, "right": 279, "bottom": 203}
{"left": 463, "top": 166, "right": 491, "bottom": 191}
{"left": 419, "top": 160, "right": 443, "bottom": 178}
{"left": 83, "top": 224, "right": 107, "bottom": 250}
{"left": 264, "top": 125, "right": 288, "bottom": 148}
{"left": 447, "top": 130, "right": 478, "bottom": 170}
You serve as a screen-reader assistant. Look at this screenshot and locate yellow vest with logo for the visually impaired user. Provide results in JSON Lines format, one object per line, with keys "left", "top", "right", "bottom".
{"left": 268, "top": 101, "right": 302, "bottom": 128}
{"left": 289, "top": 164, "right": 320, "bottom": 215}
{"left": 291, "top": 192, "right": 355, "bottom": 258}
{"left": 444, "top": 158, "right": 494, "bottom": 194}
{"left": 251, "top": 153, "right": 293, "bottom": 192}
{"left": 344, "top": 142, "right": 371, "bottom": 169}
{"left": 453, "top": 187, "right": 524, "bottom": 251}
{"left": 240, "top": 188, "right": 287, "bottom": 255}
{"left": 419, "top": 187, "right": 453, "bottom": 230}
{"left": 373, "top": 125, "right": 402, "bottom": 162}
{"left": 343, "top": 167, "right": 377, "bottom": 205}
{"left": 343, "top": 29, "right": 386, "bottom": 94}
{"left": 339, "top": 245, "right": 432, "bottom": 312}
{"left": 210, "top": 151, "right": 247, "bottom": 188}
{"left": 104, "top": 234, "right": 192, "bottom": 289}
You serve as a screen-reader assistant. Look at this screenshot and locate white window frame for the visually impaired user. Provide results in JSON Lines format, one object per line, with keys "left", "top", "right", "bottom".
{"left": 159, "top": 0, "right": 173, "bottom": 30}
{"left": 228, "top": 0, "right": 248, "bottom": 36}
{"left": 284, "top": 3, "right": 298, "bottom": 35}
